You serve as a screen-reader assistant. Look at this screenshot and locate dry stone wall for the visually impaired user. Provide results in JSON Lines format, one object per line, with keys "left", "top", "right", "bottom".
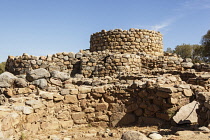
{"left": 81, "top": 52, "right": 141, "bottom": 78}
{"left": 0, "top": 71, "right": 198, "bottom": 134}
{"left": 2, "top": 28, "right": 210, "bottom": 138}
{"left": 5, "top": 51, "right": 196, "bottom": 79}
{"left": 6, "top": 52, "right": 81, "bottom": 76}
{"left": 90, "top": 29, "right": 163, "bottom": 56}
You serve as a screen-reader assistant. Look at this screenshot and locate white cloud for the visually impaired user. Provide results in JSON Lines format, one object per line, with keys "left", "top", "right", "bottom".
{"left": 183, "top": 0, "right": 210, "bottom": 10}
{"left": 135, "top": 20, "right": 172, "bottom": 32}
{"left": 136, "top": 0, "right": 210, "bottom": 32}
{"left": 149, "top": 15, "right": 183, "bottom": 32}
{"left": 135, "top": 14, "right": 184, "bottom": 32}
{"left": 150, "top": 20, "right": 173, "bottom": 31}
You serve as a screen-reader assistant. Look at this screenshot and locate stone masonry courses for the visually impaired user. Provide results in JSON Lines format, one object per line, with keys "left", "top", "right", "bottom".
{"left": 0, "top": 28, "right": 210, "bottom": 139}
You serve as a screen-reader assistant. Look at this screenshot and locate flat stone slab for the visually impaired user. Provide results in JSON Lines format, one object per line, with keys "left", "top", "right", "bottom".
{"left": 173, "top": 101, "right": 199, "bottom": 124}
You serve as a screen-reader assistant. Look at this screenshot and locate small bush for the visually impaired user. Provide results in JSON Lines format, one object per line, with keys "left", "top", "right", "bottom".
{"left": 0, "top": 62, "right": 6, "bottom": 74}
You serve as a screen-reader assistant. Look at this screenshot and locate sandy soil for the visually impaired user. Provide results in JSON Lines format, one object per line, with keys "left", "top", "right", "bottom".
{"left": 22, "top": 124, "right": 210, "bottom": 140}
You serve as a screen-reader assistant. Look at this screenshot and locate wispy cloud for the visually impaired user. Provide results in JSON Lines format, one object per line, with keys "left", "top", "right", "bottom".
{"left": 135, "top": 20, "right": 173, "bottom": 32}
{"left": 135, "top": 12, "right": 185, "bottom": 32}
{"left": 150, "top": 19, "right": 174, "bottom": 31}
{"left": 182, "top": 0, "right": 210, "bottom": 10}
{"left": 136, "top": 0, "right": 210, "bottom": 32}
{"left": 139, "top": 16, "right": 182, "bottom": 32}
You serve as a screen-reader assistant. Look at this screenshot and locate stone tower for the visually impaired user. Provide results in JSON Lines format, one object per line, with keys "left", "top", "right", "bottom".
{"left": 90, "top": 28, "right": 163, "bottom": 56}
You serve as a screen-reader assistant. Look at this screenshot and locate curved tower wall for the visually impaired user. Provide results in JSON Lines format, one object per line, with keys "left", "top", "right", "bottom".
{"left": 90, "top": 28, "right": 163, "bottom": 56}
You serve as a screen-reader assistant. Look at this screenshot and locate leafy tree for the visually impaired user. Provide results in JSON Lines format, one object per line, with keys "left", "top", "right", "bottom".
{"left": 191, "top": 44, "right": 204, "bottom": 63}
{"left": 174, "top": 44, "right": 204, "bottom": 63}
{"left": 174, "top": 44, "right": 193, "bottom": 59}
{"left": 0, "top": 62, "right": 6, "bottom": 74}
{"left": 201, "top": 30, "right": 210, "bottom": 61}
{"left": 165, "top": 47, "right": 174, "bottom": 53}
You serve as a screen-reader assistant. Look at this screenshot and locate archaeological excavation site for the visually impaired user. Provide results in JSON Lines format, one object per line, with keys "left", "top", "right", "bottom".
{"left": 1, "top": 28, "right": 210, "bottom": 139}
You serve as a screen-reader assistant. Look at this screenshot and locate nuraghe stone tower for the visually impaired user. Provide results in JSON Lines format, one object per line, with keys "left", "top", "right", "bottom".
{"left": 2, "top": 29, "right": 210, "bottom": 139}
{"left": 90, "top": 28, "right": 163, "bottom": 56}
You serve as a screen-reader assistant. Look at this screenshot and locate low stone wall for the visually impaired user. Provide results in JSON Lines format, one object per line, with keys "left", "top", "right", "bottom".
{"left": 0, "top": 70, "right": 199, "bottom": 133}
{"left": 5, "top": 52, "right": 81, "bottom": 76}
{"left": 140, "top": 53, "right": 184, "bottom": 75}
{"left": 81, "top": 52, "right": 141, "bottom": 78}
{"left": 90, "top": 29, "right": 163, "bottom": 56}
{"left": 5, "top": 51, "right": 197, "bottom": 79}
{"left": 194, "top": 63, "right": 210, "bottom": 72}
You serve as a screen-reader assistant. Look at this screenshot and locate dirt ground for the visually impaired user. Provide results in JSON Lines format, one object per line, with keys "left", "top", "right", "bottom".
{"left": 21, "top": 124, "right": 210, "bottom": 140}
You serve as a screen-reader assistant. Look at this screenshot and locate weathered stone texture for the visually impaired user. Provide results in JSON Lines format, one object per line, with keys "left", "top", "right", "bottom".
{"left": 1, "top": 28, "right": 210, "bottom": 139}
{"left": 90, "top": 29, "right": 163, "bottom": 56}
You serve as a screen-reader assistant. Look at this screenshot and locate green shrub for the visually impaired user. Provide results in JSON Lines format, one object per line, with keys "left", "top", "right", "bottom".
{"left": 0, "top": 62, "right": 6, "bottom": 74}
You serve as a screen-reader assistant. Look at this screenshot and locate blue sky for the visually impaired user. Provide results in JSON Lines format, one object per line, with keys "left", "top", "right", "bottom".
{"left": 0, "top": 0, "right": 210, "bottom": 62}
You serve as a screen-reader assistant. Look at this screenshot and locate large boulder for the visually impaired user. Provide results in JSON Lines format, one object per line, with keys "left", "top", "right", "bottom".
{"left": 148, "top": 133, "right": 163, "bottom": 140}
{"left": 181, "top": 62, "right": 193, "bottom": 68}
{"left": 14, "top": 78, "right": 28, "bottom": 88}
{"left": 32, "top": 79, "right": 48, "bottom": 89}
{"left": 121, "top": 131, "right": 148, "bottom": 140}
{"left": 173, "top": 101, "right": 199, "bottom": 124}
{"left": 0, "top": 72, "right": 17, "bottom": 88}
{"left": 26, "top": 68, "right": 50, "bottom": 82}
{"left": 51, "top": 71, "right": 70, "bottom": 81}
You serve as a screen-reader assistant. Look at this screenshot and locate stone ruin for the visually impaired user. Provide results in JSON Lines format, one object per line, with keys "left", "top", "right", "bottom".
{"left": 0, "top": 28, "right": 210, "bottom": 138}
{"left": 90, "top": 28, "right": 163, "bottom": 56}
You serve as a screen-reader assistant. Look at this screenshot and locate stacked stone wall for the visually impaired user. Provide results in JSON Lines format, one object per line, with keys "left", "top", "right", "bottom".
{"left": 81, "top": 52, "right": 141, "bottom": 78}
{"left": 2, "top": 29, "right": 210, "bottom": 138}
{"left": 5, "top": 52, "right": 81, "bottom": 76}
{"left": 0, "top": 71, "right": 198, "bottom": 135}
{"left": 6, "top": 51, "right": 198, "bottom": 79}
{"left": 90, "top": 29, "right": 163, "bottom": 56}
